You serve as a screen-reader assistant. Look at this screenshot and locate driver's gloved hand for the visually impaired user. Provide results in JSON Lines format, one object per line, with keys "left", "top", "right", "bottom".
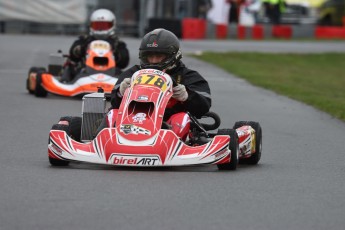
{"left": 119, "top": 78, "right": 131, "bottom": 96}
{"left": 172, "top": 84, "right": 188, "bottom": 102}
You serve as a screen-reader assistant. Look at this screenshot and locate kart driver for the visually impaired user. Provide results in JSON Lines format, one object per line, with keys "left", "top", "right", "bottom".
{"left": 101, "top": 28, "right": 211, "bottom": 140}
{"left": 61, "top": 9, "right": 130, "bottom": 82}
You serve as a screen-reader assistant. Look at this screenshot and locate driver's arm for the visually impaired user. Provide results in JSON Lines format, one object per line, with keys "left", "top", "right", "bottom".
{"left": 69, "top": 35, "right": 88, "bottom": 63}
{"left": 110, "top": 66, "right": 140, "bottom": 108}
{"left": 167, "top": 69, "right": 211, "bottom": 119}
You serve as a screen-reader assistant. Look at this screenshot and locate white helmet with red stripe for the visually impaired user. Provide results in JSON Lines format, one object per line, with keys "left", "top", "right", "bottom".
{"left": 89, "top": 9, "right": 116, "bottom": 39}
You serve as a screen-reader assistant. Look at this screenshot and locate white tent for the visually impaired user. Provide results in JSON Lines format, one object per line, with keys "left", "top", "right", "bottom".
{"left": 0, "top": 0, "right": 87, "bottom": 24}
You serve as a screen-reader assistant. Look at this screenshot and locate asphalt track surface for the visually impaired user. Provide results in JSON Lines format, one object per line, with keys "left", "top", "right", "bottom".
{"left": 1, "top": 34, "right": 345, "bottom": 230}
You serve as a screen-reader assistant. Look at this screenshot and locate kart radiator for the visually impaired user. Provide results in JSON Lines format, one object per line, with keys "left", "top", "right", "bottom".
{"left": 81, "top": 93, "right": 106, "bottom": 142}
{"left": 48, "top": 52, "right": 64, "bottom": 76}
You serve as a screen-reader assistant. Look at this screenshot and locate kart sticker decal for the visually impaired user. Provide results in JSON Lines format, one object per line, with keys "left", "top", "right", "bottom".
{"left": 239, "top": 135, "right": 251, "bottom": 156}
{"left": 48, "top": 144, "right": 71, "bottom": 161}
{"left": 137, "top": 69, "right": 167, "bottom": 77}
{"left": 90, "top": 40, "right": 111, "bottom": 51}
{"left": 49, "top": 141, "right": 63, "bottom": 156}
{"left": 50, "top": 136, "right": 74, "bottom": 157}
{"left": 115, "top": 128, "right": 159, "bottom": 146}
{"left": 209, "top": 155, "right": 227, "bottom": 165}
{"left": 213, "top": 153, "right": 230, "bottom": 164}
{"left": 120, "top": 124, "right": 151, "bottom": 135}
{"left": 49, "top": 148, "right": 69, "bottom": 161}
{"left": 132, "top": 113, "right": 146, "bottom": 124}
{"left": 121, "top": 124, "right": 134, "bottom": 134}
{"left": 137, "top": 95, "right": 148, "bottom": 101}
{"left": 212, "top": 145, "right": 229, "bottom": 159}
{"left": 109, "top": 154, "right": 161, "bottom": 166}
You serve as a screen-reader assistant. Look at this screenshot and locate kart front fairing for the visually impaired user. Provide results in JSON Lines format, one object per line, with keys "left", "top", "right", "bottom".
{"left": 48, "top": 69, "right": 231, "bottom": 166}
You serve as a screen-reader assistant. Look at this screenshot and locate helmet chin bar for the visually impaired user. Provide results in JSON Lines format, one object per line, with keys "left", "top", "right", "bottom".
{"left": 140, "top": 58, "right": 175, "bottom": 71}
{"left": 140, "top": 63, "right": 164, "bottom": 70}
{"left": 90, "top": 29, "right": 115, "bottom": 39}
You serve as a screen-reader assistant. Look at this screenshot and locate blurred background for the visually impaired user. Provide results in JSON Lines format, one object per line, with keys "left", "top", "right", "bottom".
{"left": 0, "top": 0, "right": 344, "bottom": 38}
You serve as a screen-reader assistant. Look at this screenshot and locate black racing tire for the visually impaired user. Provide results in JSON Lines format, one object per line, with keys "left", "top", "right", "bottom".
{"left": 233, "top": 121, "right": 262, "bottom": 165}
{"left": 34, "top": 70, "right": 48, "bottom": 97}
{"left": 27, "top": 67, "right": 46, "bottom": 94}
{"left": 217, "top": 129, "right": 238, "bottom": 170}
{"left": 49, "top": 124, "right": 70, "bottom": 166}
{"left": 59, "top": 116, "right": 82, "bottom": 142}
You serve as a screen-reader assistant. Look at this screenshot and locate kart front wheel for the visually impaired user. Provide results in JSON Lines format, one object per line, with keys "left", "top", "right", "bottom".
{"left": 59, "top": 116, "right": 82, "bottom": 142}
{"left": 234, "top": 121, "right": 262, "bottom": 165}
{"left": 217, "top": 129, "right": 239, "bottom": 170}
{"left": 49, "top": 124, "right": 70, "bottom": 166}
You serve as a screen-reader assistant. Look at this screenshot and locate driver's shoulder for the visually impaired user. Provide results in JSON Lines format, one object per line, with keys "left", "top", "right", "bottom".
{"left": 118, "top": 65, "right": 140, "bottom": 79}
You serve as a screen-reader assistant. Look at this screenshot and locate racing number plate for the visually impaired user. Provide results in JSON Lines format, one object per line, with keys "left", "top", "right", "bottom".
{"left": 90, "top": 41, "right": 110, "bottom": 51}
{"left": 133, "top": 74, "right": 168, "bottom": 92}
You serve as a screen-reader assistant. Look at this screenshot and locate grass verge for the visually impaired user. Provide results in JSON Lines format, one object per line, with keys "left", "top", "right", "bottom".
{"left": 192, "top": 52, "right": 345, "bottom": 122}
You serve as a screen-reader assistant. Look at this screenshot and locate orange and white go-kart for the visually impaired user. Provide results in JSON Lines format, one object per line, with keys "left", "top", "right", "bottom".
{"left": 26, "top": 40, "right": 119, "bottom": 98}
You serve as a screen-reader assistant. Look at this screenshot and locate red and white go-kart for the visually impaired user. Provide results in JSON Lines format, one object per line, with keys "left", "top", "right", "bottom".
{"left": 48, "top": 69, "right": 262, "bottom": 170}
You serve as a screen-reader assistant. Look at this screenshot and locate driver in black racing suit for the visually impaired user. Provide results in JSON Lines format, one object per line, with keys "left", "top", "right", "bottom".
{"left": 62, "top": 9, "right": 129, "bottom": 82}
{"left": 101, "top": 28, "right": 211, "bottom": 140}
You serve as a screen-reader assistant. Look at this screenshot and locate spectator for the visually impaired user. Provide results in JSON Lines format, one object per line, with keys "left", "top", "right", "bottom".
{"left": 227, "top": 0, "right": 240, "bottom": 24}
{"left": 247, "top": 0, "right": 262, "bottom": 23}
{"left": 239, "top": 0, "right": 257, "bottom": 27}
{"left": 197, "top": 0, "right": 213, "bottom": 19}
{"left": 263, "top": 0, "right": 286, "bottom": 24}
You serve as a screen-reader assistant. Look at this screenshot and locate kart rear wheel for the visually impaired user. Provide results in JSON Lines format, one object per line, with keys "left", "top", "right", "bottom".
{"left": 34, "top": 71, "right": 48, "bottom": 97}
{"left": 217, "top": 129, "right": 238, "bottom": 170}
{"left": 49, "top": 124, "right": 70, "bottom": 166}
{"left": 59, "top": 116, "right": 82, "bottom": 142}
{"left": 234, "top": 121, "right": 262, "bottom": 165}
{"left": 26, "top": 67, "right": 46, "bottom": 94}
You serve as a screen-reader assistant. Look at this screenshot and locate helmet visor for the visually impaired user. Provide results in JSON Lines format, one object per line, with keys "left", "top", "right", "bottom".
{"left": 141, "top": 52, "right": 168, "bottom": 64}
{"left": 91, "top": 21, "right": 113, "bottom": 31}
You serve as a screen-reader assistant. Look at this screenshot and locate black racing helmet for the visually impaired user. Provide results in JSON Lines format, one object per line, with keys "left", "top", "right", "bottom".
{"left": 139, "top": 28, "right": 182, "bottom": 71}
